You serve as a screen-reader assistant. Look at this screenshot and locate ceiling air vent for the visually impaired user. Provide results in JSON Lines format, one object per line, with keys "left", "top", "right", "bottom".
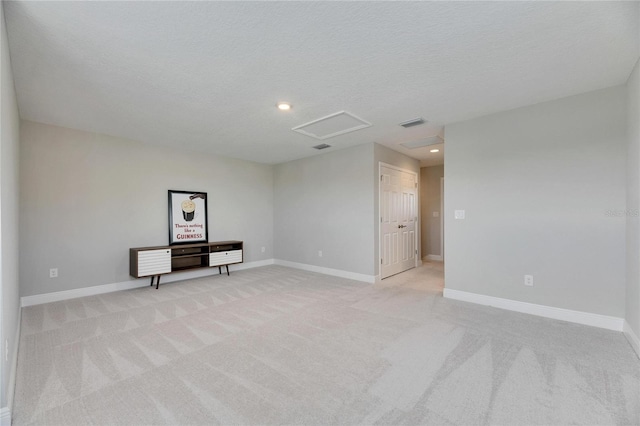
{"left": 312, "top": 143, "right": 331, "bottom": 150}
{"left": 399, "top": 117, "right": 426, "bottom": 128}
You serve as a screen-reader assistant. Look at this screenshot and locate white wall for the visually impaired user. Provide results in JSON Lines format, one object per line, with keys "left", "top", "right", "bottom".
{"left": 0, "top": 1, "right": 21, "bottom": 418}
{"left": 626, "top": 57, "right": 640, "bottom": 352}
{"left": 445, "top": 86, "right": 627, "bottom": 317}
{"left": 19, "top": 121, "right": 274, "bottom": 297}
{"left": 274, "top": 143, "right": 375, "bottom": 277}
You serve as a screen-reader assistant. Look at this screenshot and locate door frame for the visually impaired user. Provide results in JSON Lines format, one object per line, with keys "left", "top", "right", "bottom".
{"left": 440, "top": 176, "right": 444, "bottom": 261}
{"left": 378, "top": 162, "right": 419, "bottom": 279}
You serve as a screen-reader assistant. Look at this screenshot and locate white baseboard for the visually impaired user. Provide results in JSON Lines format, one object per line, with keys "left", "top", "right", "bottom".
{"left": 0, "top": 407, "right": 11, "bottom": 426}
{"left": 21, "top": 259, "right": 276, "bottom": 307}
{"left": 623, "top": 320, "right": 640, "bottom": 359}
{"left": 443, "top": 288, "right": 625, "bottom": 331}
{"left": 22, "top": 280, "right": 148, "bottom": 307}
{"left": 423, "top": 255, "right": 443, "bottom": 261}
{"left": 274, "top": 259, "right": 376, "bottom": 283}
{"left": 229, "top": 259, "right": 275, "bottom": 271}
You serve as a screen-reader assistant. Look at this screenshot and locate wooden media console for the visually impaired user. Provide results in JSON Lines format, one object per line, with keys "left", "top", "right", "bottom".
{"left": 130, "top": 240, "right": 243, "bottom": 289}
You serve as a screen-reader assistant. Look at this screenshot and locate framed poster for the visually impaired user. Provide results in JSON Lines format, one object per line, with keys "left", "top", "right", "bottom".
{"left": 168, "top": 190, "right": 208, "bottom": 245}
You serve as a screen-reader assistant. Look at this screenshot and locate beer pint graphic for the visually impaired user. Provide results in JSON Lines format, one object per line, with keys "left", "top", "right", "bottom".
{"left": 181, "top": 199, "right": 196, "bottom": 221}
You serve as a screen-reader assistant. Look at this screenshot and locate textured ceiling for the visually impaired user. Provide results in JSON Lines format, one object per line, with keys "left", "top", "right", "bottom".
{"left": 4, "top": 1, "right": 639, "bottom": 165}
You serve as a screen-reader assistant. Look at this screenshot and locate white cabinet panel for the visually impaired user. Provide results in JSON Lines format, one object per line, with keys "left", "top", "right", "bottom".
{"left": 209, "top": 250, "right": 243, "bottom": 267}
{"left": 138, "top": 249, "right": 171, "bottom": 276}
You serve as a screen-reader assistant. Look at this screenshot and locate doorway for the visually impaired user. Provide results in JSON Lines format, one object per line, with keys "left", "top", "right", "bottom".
{"left": 418, "top": 165, "right": 444, "bottom": 263}
{"left": 379, "top": 163, "right": 418, "bottom": 279}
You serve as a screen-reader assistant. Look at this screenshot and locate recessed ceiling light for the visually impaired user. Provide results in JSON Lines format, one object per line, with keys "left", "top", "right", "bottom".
{"left": 277, "top": 102, "right": 291, "bottom": 111}
{"left": 430, "top": 149, "right": 440, "bottom": 153}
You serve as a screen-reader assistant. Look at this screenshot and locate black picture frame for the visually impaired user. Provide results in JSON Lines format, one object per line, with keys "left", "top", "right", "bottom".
{"left": 168, "top": 190, "right": 208, "bottom": 245}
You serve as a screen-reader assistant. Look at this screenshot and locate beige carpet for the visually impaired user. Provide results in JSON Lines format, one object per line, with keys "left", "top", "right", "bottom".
{"left": 12, "top": 265, "right": 640, "bottom": 425}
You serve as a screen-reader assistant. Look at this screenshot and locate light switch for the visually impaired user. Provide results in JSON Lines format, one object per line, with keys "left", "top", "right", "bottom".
{"left": 454, "top": 210, "right": 465, "bottom": 220}
{"left": 433, "top": 211, "right": 439, "bottom": 217}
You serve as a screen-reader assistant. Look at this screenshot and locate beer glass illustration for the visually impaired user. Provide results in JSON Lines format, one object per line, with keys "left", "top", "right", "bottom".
{"left": 181, "top": 199, "right": 196, "bottom": 221}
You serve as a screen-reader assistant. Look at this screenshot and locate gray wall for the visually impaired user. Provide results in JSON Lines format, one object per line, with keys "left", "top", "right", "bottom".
{"left": 444, "top": 86, "right": 627, "bottom": 317}
{"left": 274, "top": 143, "right": 375, "bottom": 276}
{"left": 420, "top": 165, "right": 444, "bottom": 258}
{"left": 19, "top": 121, "right": 274, "bottom": 297}
{"left": 273, "top": 142, "right": 420, "bottom": 279}
{"left": 627, "top": 57, "right": 640, "bottom": 341}
{"left": 1, "top": 2, "right": 20, "bottom": 412}
{"left": 373, "top": 143, "right": 421, "bottom": 276}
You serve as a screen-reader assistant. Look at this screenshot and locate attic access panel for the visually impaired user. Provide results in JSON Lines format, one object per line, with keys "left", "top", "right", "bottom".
{"left": 292, "top": 111, "right": 372, "bottom": 140}
{"left": 399, "top": 135, "right": 443, "bottom": 149}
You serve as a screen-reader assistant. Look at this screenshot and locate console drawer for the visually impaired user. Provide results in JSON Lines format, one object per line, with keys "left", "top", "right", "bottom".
{"left": 209, "top": 250, "right": 242, "bottom": 266}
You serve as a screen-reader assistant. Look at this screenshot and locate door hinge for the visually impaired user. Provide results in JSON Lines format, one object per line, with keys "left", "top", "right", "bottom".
{"left": 415, "top": 182, "right": 417, "bottom": 188}
{"left": 381, "top": 259, "right": 383, "bottom": 264}
{"left": 380, "top": 217, "right": 383, "bottom": 223}
{"left": 415, "top": 249, "right": 418, "bottom": 254}
{"left": 380, "top": 175, "right": 383, "bottom": 181}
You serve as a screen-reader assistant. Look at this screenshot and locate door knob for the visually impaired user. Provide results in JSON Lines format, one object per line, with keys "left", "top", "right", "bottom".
{"left": 398, "top": 224, "right": 406, "bottom": 228}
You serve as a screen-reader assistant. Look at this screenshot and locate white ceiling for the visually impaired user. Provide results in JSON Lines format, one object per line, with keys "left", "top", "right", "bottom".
{"left": 4, "top": 1, "right": 638, "bottom": 165}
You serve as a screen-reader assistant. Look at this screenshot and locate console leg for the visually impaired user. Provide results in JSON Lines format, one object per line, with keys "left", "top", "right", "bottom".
{"left": 226, "top": 265, "right": 230, "bottom": 276}
{"left": 156, "top": 275, "right": 161, "bottom": 289}
{"left": 150, "top": 276, "right": 155, "bottom": 287}
{"left": 218, "top": 266, "right": 222, "bottom": 275}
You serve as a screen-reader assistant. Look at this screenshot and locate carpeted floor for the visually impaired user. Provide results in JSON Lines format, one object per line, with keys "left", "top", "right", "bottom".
{"left": 12, "top": 264, "right": 640, "bottom": 425}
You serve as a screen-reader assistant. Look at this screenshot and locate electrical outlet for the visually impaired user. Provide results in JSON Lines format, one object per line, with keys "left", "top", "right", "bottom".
{"left": 455, "top": 210, "right": 465, "bottom": 219}
{"left": 49, "top": 268, "right": 58, "bottom": 278}
{"left": 261, "top": 246, "right": 266, "bottom": 253}
{"left": 524, "top": 275, "right": 534, "bottom": 287}
{"left": 318, "top": 250, "right": 323, "bottom": 257}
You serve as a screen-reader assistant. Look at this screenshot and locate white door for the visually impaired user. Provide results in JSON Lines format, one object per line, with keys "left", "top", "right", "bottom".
{"left": 380, "top": 165, "right": 417, "bottom": 279}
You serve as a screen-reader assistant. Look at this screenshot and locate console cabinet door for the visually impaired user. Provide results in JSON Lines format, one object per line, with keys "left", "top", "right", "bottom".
{"left": 137, "top": 249, "right": 171, "bottom": 277}
{"left": 209, "top": 250, "right": 243, "bottom": 267}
